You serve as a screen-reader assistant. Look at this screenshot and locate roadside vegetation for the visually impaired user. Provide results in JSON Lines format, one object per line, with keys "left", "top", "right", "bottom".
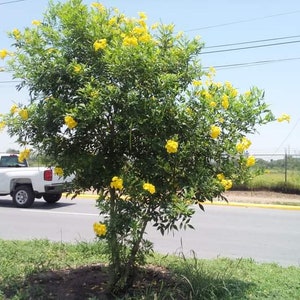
{"left": 0, "top": 239, "right": 299, "bottom": 299}
{"left": 233, "top": 156, "right": 300, "bottom": 195}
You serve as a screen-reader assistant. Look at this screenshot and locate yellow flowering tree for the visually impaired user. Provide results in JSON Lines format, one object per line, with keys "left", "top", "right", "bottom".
{"left": 2, "top": 0, "right": 275, "bottom": 292}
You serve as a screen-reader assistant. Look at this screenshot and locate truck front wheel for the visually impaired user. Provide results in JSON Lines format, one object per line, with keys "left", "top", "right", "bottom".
{"left": 43, "top": 193, "right": 62, "bottom": 203}
{"left": 13, "top": 185, "right": 35, "bottom": 208}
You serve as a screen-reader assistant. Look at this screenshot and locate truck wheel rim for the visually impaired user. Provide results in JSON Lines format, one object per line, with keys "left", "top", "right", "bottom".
{"left": 15, "top": 190, "right": 28, "bottom": 204}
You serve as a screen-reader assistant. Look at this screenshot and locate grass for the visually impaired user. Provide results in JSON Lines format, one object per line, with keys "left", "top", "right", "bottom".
{"left": 236, "top": 170, "right": 300, "bottom": 195}
{"left": 0, "top": 239, "right": 299, "bottom": 299}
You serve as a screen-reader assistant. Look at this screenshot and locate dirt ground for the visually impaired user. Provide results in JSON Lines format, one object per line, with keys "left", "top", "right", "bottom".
{"left": 220, "top": 190, "right": 300, "bottom": 205}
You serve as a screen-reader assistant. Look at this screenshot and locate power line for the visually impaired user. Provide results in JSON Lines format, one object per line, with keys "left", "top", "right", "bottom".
{"left": 0, "top": 0, "right": 26, "bottom": 5}
{"left": 185, "top": 10, "right": 300, "bottom": 32}
{"left": 274, "top": 118, "right": 300, "bottom": 154}
{"left": 201, "top": 40, "right": 300, "bottom": 55}
{"left": 203, "top": 57, "right": 300, "bottom": 70}
{"left": 204, "top": 35, "right": 300, "bottom": 49}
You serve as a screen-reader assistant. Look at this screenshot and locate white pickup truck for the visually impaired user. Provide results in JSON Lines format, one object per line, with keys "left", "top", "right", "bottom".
{"left": 0, "top": 153, "right": 73, "bottom": 208}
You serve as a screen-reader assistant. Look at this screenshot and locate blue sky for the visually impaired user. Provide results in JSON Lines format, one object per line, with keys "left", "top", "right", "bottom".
{"left": 0, "top": 0, "right": 299, "bottom": 155}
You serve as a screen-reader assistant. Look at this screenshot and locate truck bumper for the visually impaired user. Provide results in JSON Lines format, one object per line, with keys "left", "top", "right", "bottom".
{"left": 44, "top": 183, "right": 69, "bottom": 194}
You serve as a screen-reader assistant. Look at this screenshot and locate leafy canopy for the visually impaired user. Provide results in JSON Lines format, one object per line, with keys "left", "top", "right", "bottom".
{"left": 1, "top": 0, "right": 275, "bottom": 291}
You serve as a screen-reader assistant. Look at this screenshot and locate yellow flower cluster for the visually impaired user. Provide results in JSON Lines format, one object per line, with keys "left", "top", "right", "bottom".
{"left": 32, "top": 20, "right": 41, "bottom": 26}
{"left": 192, "top": 80, "right": 202, "bottom": 87}
{"left": 93, "top": 39, "right": 107, "bottom": 51}
{"left": 122, "top": 12, "right": 152, "bottom": 47}
{"left": 18, "top": 148, "right": 30, "bottom": 163}
{"left": 210, "top": 125, "right": 221, "bottom": 139}
{"left": 64, "top": 115, "right": 78, "bottom": 129}
{"left": 73, "top": 64, "right": 83, "bottom": 73}
{"left": 209, "top": 101, "right": 217, "bottom": 108}
{"left": 91, "top": 2, "right": 106, "bottom": 12}
{"left": 217, "top": 173, "right": 233, "bottom": 190}
{"left": 221, "top": 94, "right": 229, "bottom": 109}
{"left": 122, "top": 36, "right": 138, "bottom": 47}
{"left": 93, "top": 222, "right": 107, "bottom": 236}
{"left": 54, "top": 167, "right": 64, "bottom": 177}
{"left": 0, "top": 49, "right": 8, "bottom": 59}
{"left": 236, "top": 137, "right": 252, "bottom": 153}
{"left": 143, "top": 183, "right": 156, "bottom": 194}
{"left": 277, "top": 113, "right": 291, "bottom": 123}
{"left": 12, "top": 28, "right": 21, "bottom": 40}
{"left": 0, "top": 121, "right": 6, "bottom": 132}
{"left": 110, "top": 176, "right": 123, "bottom": 190}
{"left": 246, "top": 155, "right": 256, "bottom": 167}
{"left": 165, "top": 139, "right": 178, "bottom": 154}
{"left": 10, "top": 104, "right": 18, "bottom": 114}
{"left": 201, "top": 90, "right": 213, "bottom": 100}
{"left": 19, "top": 109, "right": 28, "bottom": 120}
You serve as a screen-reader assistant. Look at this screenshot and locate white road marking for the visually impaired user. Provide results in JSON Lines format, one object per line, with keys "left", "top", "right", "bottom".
{"left": 20, "top": 209, "right": 98, "bottom": 217}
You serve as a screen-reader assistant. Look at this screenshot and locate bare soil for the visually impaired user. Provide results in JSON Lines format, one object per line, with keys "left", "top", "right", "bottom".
{"left": 222, "top": 190, "right": 300, "bottom": 205}
{"left": 23, "top": 264, "right": 182, "bottom": 300}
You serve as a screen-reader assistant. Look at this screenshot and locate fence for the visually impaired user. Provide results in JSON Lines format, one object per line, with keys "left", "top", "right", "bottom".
{"left": 250, "top": 153, "right": 300, "bottom": 190}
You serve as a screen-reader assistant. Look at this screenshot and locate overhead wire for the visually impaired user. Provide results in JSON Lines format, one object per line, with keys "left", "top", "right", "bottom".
{"left": 201, "top": 39, "right": 300, "bottom": 54}
{"left": 204, "top": 34, "right": 300, "bottom": 49}
{"left": 203, "top": 57, "right": 300, "bottom": 70}
{"left": 184, "top": 10, "right": 300, "bottom": 32}
{"left": 0, "top": 0, "right": 26, "bottom": 5}
{"left": 274, "top": 118, "right": 300, "bottom": 154}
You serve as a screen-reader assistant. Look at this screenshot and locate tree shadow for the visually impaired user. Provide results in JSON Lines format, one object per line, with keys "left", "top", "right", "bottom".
{"left": 2, "top": 261, "right": 255, "bottom": 300}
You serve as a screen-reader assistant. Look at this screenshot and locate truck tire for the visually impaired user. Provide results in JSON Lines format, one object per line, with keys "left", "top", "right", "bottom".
{"left": 43, "top": 193, "right": 62, "bottom": 203}
{"left": 12, "top": 185, "right": 35, "bottom": 208}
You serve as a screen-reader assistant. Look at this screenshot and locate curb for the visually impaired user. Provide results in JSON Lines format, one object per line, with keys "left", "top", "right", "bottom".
{"left": 63, "top": 193, "right": 300, "bottom": 211}
{"left": 203, "top": 201, "right": 300, "bottom": 211}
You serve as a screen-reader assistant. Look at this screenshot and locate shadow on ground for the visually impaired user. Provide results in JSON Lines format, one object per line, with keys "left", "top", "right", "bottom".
{"left": 3, "top": 264, "right": 255, "bottom": 299}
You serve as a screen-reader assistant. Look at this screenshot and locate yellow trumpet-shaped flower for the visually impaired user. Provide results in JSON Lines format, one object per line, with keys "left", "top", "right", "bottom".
{"left": 236, "top": 137, "right": 252, "bottom": 153}
{"left": 93, "top": 39, "right": 107, "bottom": 51}
{"left": 32, "top": 20, "right": 41, "bottom": 26}
{"left": 12, "top": 29, "right": 21, "bottom": 40}
{"left": 221, "top": 179, "right": 233, "bottom": 190}
{"left": 91, "top": 2, "right": 106, "bottom": 12}
{"left": 0, "top": 49, "right": 8, "bottom": 59}
{"left": 246, "top": 155, "right": 256, "bottom": 167}
{"left": 0, "top": 121, "right": 6, "bottom": 132}
{"left": 277, "top": 113, "right": 291, "bottom": 123}
{"left": 210, "top": 125, "right": 221, "bottom": 139}
{"left": 138, "top": 12, "right": 147, "bottom": 20}
{"left": 19, "top": 109, "right": 29, "bottom": 120}
{"left": 221, "top": 94, "right": 229, "bottom": 109}
{"left": 192, "top": 80, "right": 202, "bottom": 87}
{"left": 93, "top": 222, "right": 107, "bottom": 236}
{"left": 209, "top": 101, "right": 217, "bottom": 108}
{"left": 73, "top": 64, "right": 83, "bottom": 73}
{"left": 165, "top": 139, "right": 178, "bottom": 154}
{"left": 18, "top": 148, "right": 31, "bottom": 162}
{"left": 143, "top": 183, "right": 156, "bottom": 194}
{"left": 10, "top": 104, "right": 18, "bottom": 114}
{"left": 64, "top": 115, "right": 78, "bottom": 129}
{"left": 123, "top": 36, "right": 138, "bottom": 47}
{"left": 217, "top": 173, "right": 233, "bottom": 190}
{"left": 54, "top": 167, "right": 64, "bottom": 177}
{"left": 217, "top": 173, "right": 225, "bottom": 181}
{"left": 110, "top": 176, "right": 123, "bottom": 190}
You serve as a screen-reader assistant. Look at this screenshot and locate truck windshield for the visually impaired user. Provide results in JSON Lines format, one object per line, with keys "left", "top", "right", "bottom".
{"left": 0, "top": 155, "right": 28, "bottom": 167}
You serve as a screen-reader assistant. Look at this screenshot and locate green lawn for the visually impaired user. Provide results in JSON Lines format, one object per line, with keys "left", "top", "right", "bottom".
{"left": 237, "top": 169, "right": 300, "bottom": 194}
{"left": 0, "top": 239, "right": 299, "bottom": 299}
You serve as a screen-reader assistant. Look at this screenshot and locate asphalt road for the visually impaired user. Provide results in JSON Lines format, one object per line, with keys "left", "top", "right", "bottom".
{"left": 1, "top": 195, "right": 300, "bottom": 267}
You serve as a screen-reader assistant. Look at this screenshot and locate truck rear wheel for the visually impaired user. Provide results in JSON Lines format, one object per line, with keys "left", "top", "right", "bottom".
{"left": 13, "top": 185, "right": 35, "bottom": 208}
{"left": 43, "top": 193, "right": 62, "bottom": 203}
